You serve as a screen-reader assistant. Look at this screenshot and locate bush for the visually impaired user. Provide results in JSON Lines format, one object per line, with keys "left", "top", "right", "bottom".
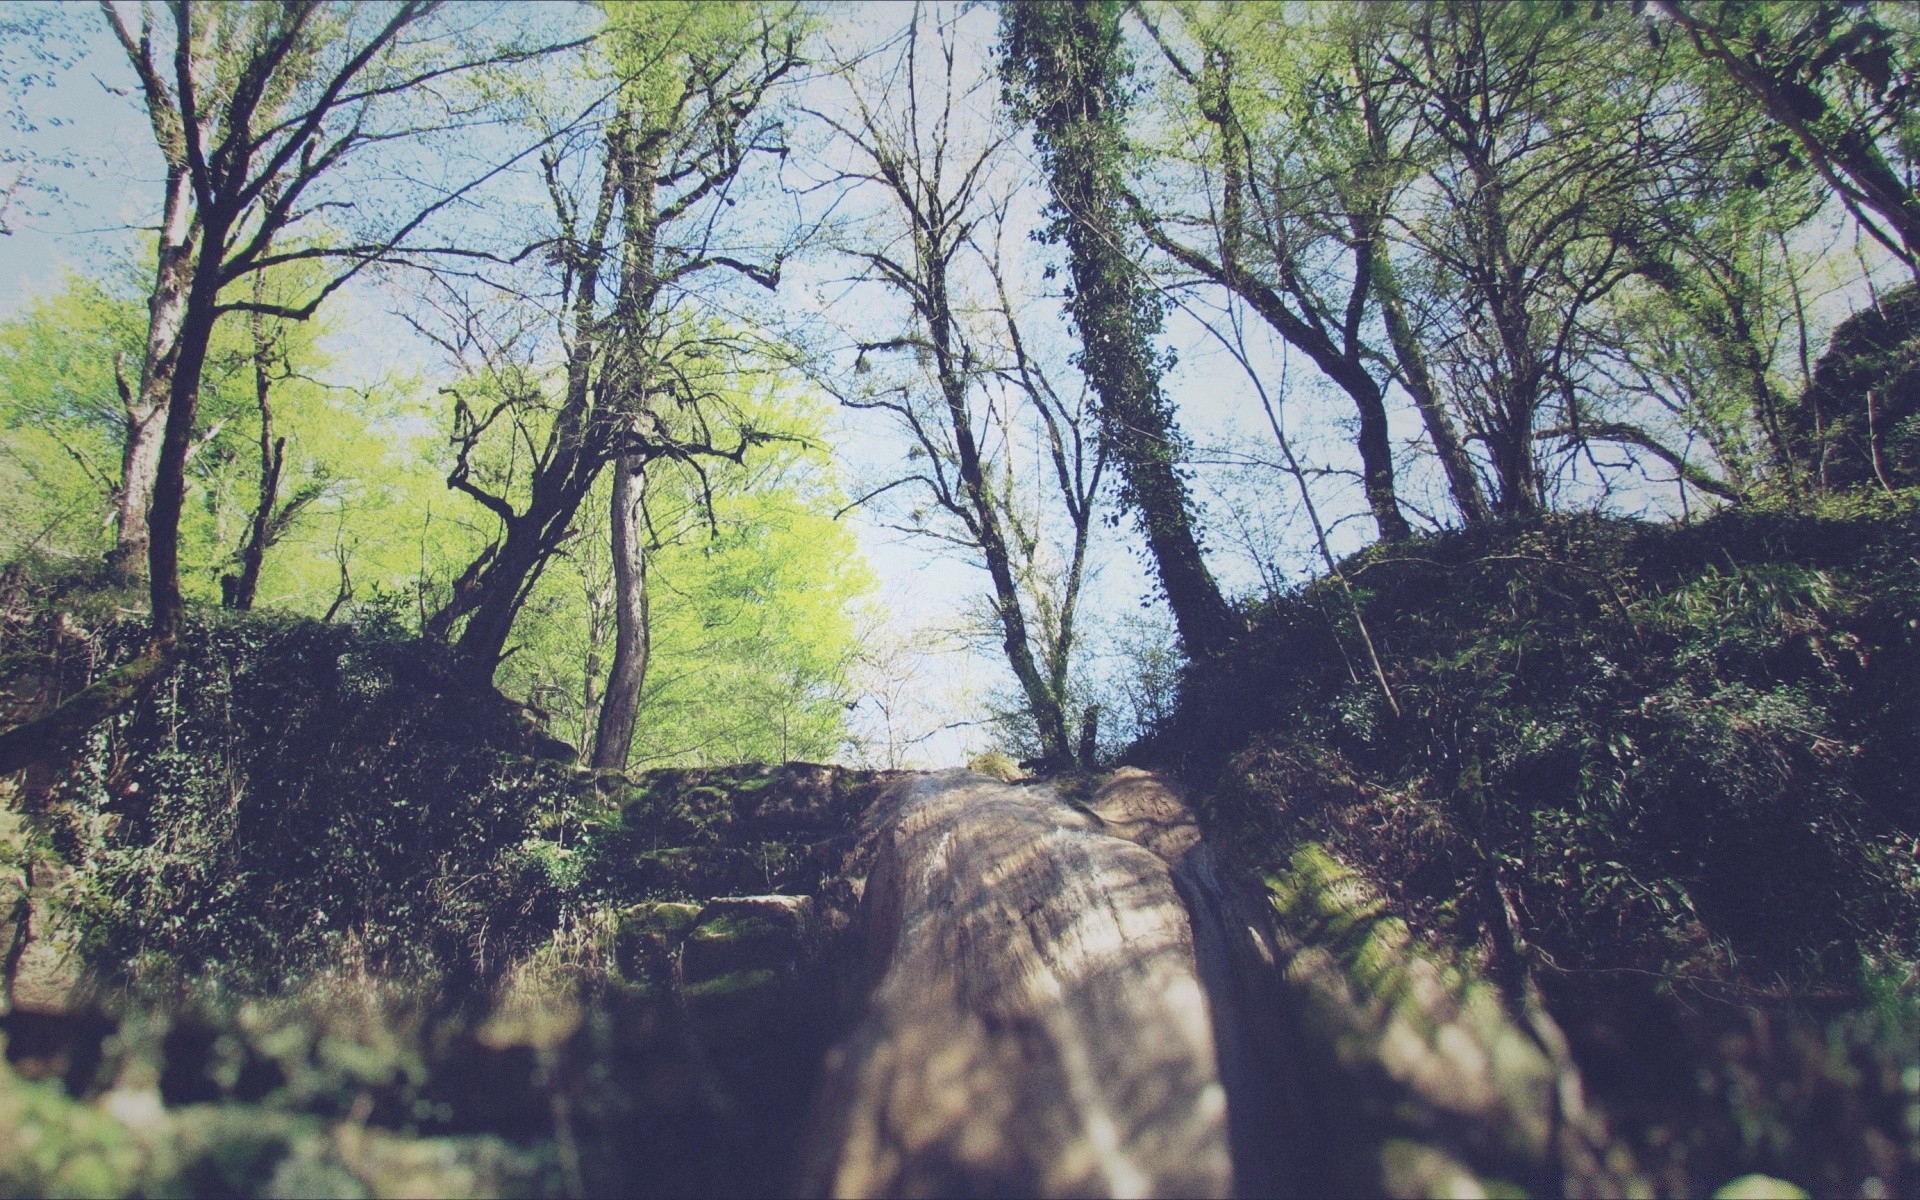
{"left": 1162, "top": 500, "right": 1920, "bottom": 992}
{"left": 0, "top": 565, "right": 583, "bottom": 992}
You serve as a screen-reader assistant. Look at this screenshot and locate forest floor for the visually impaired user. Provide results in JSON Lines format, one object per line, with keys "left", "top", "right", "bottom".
{"left": 2, "top": 500, "right": 1918, "bottom": 1197}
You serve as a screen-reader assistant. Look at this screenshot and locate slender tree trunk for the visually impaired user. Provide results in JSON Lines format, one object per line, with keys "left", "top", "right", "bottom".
{"left": 148, "top": 219, "right": 231, "bottom": 648}
{"left": 441, "top": 129, "right": 621, "bottom": 688}
{"left": 448, "top": 501, "right": 579, "bottom": 685}
{"left": 930, "top": 311, "right": 1073, "bottom": 766}
{"left": 223, "top": 297, "right": 283, "bottom": 611}
{"left": 1193, "top": 40, "right": 1410, "bottom": 544}
{"left": 110, "top": 167, "right": 197, "bottom": 584}
{"left": 1327, "top": 360, "right": 1413, "bottom": 542}
{"left": 590, "top": 110, "right": 667, "bottom": 772}
{"left": 592, "top": 456, "right": 651, "bottom": 771}
{"left": 1372, "top": 262, "right": 1491, "bottom": 525}
{"left": 1003, "top": 0, "right": 1236, "bottom": 659}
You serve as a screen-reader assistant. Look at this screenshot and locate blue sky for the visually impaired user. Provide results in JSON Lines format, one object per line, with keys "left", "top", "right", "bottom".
{"left": 8, "top": 1, "right": 1883, "bottom": 766}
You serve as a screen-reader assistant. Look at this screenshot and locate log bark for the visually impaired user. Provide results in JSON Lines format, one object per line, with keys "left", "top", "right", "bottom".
{"left": 797, "top": 767, "right": 1644, "bottom": 1198}
{"left": 799, "top": 771, "right": 1252, "bottom": 1198}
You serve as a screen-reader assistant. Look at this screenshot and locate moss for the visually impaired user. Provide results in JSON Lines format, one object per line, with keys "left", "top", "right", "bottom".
{"left": 620, "top": 902, "right": 701, "bottom": 938}
{"left": 1263, "top": 842, "right": 1646, "bottom": 1195}
{"left": 688, "top": 915, "right": 783, "bottom": 946}
{"left": 1711, "top": 1175, "right": 1810, "bottom": 1199}
{"left": 0, "top": 1040, "right": 564, "bottom": 1199}
{"left": 968, "top": 752, "right": 1025, "bottom": 782}
{"left": 0, "top": 1069, "right": 147, "bottom": 1198}
{"left": 684, "top": 969, "right": 776, "bottom": 1000}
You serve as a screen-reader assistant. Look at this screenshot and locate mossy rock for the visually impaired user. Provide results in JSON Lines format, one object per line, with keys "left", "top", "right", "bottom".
{"left": 683, "top": 896, "right": 814, "bottom": 984}
{"left": 968, "top": 753, "right": 1025, "bottom": 782}
{"left": 684, "top": 969, "right": 778, "bottom": 1002}
{"left": 613, "top": 902, "right": 702, "bottom": 985}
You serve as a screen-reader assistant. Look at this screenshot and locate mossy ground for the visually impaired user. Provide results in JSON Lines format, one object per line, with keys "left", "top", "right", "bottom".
{"left": 1158, "top": 496, "right": 1920, "bottom": 1195}
{"left": 0, "top": 561, "right": 901, "bottom": 1196}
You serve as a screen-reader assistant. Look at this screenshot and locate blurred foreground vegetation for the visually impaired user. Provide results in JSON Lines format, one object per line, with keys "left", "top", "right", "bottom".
{"left": 1162, "top": 492, "right": 1920, "bottom": 1195}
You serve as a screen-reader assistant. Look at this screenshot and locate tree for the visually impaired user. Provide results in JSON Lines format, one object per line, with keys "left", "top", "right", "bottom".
{"left": 818, "top": 4, "right": 1106, "bottom": 767}
{"left": 1598, "top": 152, "right": 1828, "bottom": 505}
{"left": 416, "top": 4, "right": 801, "bottom": 710}
{"left": 1365, "top": 1, "right": 1687, "bottom": 514}
{"left": 0, "top": 0, "right": 570, "bottom": 774}
{"left": 592, "top": 1, "right": 805, "bottom": 770}
{"left": 1131, "top": 4, "right": 1418, "bottom": 540}
{"left": 102, "top": 6, "right": 196, "bottom": 586}
{"left": 1001, "top": 0, "right": 1236, "bottom": 660}
{"left": 99, "top": 0, "right": 546, "bottom": 645}
{"left": 0, "top": 274, "right": 148, "bottom": 562}
{"left": 0, "top": 265, "right": 453, "bottom": 608}
{"left": 221, "top": 266, "right": 329, "bottom": 610}
{"left": 492, "top": 382, "right": 869, "bottom": 769}
{"left": 1648, "top": 1, "right": 1920, "bottom": 278}
{"left": 618, "top": 402, "right": 869, "bottom": 767}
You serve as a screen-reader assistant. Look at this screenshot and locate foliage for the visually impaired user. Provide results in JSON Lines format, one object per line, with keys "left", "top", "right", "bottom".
{"left": 0, "top": 273, "right": 146, "bottom": 561}
{"left": 0, "top": 742, "right": 889, "bottom": 1198}
{"left": 1169, "top": 501, "right": 1920, "bottom": 989}
{"left": 1791, "top": 281, "right": 1920, "bottom": 490}
{"left": 491, "top": 383, "right": 871, "bottom": 766}
{"left": 0, "top": 563, "right": 579, "bottom": 990}
{"left": 0, "top": 270, "right": 467, "bottom": 619}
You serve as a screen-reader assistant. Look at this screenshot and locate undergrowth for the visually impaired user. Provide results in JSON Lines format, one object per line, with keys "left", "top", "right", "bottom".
{"left": 1155, "top": 492, "right": 1920, "bottom": 1192}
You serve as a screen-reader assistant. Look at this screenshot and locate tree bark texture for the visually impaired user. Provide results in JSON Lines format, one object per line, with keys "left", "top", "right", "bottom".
{"left": 591, "top": 455, "right": 651, "bottom": 771}
{"left": 110, "top": 166, "right": 197, "bottom": 584}
{"left": 798, "top": 770, "right": 1249, "bottom": 1197}
{"left": 1004, "top": 0, "right": 1237, "bottom": 660}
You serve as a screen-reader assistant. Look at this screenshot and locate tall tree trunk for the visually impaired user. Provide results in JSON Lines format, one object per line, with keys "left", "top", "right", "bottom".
{"left": 109, "top": 167, "right": 197, "bottom": 584}
{"left": 223, "top": 293, "right": 283, "bottom": 612}
{"left": 1195, "top": 38, "right": 1411, "bottom": 544}
{"left": 592, "top": 456, "right": 651, "bottom": 772}
{"left": 1487, "top": 393, "right": 1544, "bottom": 517}
{"left": 1002, "top": 0, "right": 1236, "bottom": 659}
{"left": 447, "top": 502, "right": 579, "bottom": 686}
{"left": 148, "top": 219, "right": 232, "bottom": 649}
{"left": 1348, "top": 373, "right": 1414, "bottom": 542}
{"left": 1372, "top": 260, "right": 1491, "bottom": 525}
{"left": 931, "top": 295, "right": 1074, "bottom": 766}
{"left": 441, "top": 130, "right": 621, "bottom": 689}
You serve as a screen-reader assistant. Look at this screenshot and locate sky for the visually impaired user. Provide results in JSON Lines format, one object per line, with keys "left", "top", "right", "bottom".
{"left": 0, "top": 2, "right": 1182, "bottom": 766}
{"left": 1, "top": 1, "right": 1891, "bottom": 767}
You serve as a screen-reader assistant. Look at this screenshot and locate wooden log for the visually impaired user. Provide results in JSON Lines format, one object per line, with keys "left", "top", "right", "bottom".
{"left": 799, "top": 770, "right": 1243, "bottom": 1198}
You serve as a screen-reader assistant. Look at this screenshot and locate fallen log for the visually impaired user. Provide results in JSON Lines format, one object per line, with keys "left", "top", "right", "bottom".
{"left": 799, "top": 769, "right": 1250, "bottom": 1198}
